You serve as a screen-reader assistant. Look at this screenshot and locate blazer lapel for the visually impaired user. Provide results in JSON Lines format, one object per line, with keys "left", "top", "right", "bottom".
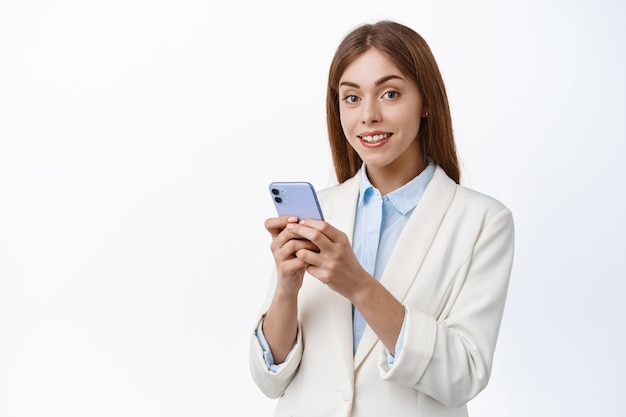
{"left": 354, "top": 166, "right": 457, "bottom": 368}
{"left": 319, "top": 174, "right": 360, "bottom": 243}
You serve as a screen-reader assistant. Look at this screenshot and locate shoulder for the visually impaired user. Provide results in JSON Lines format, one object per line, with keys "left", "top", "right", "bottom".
{"left": 426, "top": 169, "right": 515, "bottom": 259}
{"left": 431, "top": 166, "right": 513, "bottom": 225}
{"left": 454, "top": 183, "right": 510, "bottom": 214}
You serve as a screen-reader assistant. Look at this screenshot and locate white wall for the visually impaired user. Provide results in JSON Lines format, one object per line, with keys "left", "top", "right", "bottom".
{"left": 1, "top": 0, "right": 624, "bottom": 416}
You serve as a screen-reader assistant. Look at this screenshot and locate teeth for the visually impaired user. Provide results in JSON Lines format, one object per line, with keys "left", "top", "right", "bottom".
{"left": 361, "top": 133, "right": 390, "bottom": 143}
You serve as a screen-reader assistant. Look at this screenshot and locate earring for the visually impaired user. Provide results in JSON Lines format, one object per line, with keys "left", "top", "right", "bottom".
{"left": 423, "top": 111, "right": 429, "bottom": 118}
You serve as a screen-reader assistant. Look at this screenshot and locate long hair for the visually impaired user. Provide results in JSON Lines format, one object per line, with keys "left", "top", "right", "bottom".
{"left": 326, "top": 20, "right": 460, "bottom": 184}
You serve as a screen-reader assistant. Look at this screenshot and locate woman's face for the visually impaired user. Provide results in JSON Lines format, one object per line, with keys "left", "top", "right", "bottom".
{"left": 338, "top": 48, "right": 426, "bottom": 183}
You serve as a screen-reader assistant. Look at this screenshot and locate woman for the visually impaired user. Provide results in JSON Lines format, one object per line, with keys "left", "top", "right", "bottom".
{"left": 249, "top": 20, "right": 514, "bottom": 417}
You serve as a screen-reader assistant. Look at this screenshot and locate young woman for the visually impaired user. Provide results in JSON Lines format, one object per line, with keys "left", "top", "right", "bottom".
{"left": 249, "top": 20, "right": 515, "bottom": 417}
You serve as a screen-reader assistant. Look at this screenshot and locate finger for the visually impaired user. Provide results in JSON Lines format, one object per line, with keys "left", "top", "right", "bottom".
{"left": 285, "top": 222, "right": 333, "bottom": 251}
{"left": 292, "top": 239, "right": 321, "bottom": 254}
{"left": 265, "top": 216, "right": 299, "bottom": 237}
{"left": 271, "top": 222, "right": 312, "bottom": 249}
{"left": 295, "top": 247, "right": 323, "bottom": 266}
{"left": 276, "top": 256, "right": 308, "bottom": 276}
{"left": 272, "top": 231, "right": 320, "bottom": 260}
{"left": 297, "top": 219, "right": 343, "bottom": 243}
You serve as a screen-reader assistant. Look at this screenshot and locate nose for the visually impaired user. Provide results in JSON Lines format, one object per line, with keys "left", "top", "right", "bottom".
{"left": 361, "top": 99, "right": 381, "bottom": 124}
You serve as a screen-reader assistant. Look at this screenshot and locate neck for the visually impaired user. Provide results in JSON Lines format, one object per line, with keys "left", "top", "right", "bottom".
{"left": 366, "top": 158, "right": 427, "bottom": 196}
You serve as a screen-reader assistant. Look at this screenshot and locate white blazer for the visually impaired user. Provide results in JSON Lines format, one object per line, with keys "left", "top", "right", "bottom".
{"left": 249, "top": 166, "right": 515, "bottom": 417}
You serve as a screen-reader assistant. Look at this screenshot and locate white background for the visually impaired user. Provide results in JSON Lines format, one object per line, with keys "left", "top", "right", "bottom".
{"left": 1, "top": 0, "right": 625, "bottom": 416}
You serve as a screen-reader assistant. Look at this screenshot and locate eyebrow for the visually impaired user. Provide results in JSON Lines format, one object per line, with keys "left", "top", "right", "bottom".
{"left": 339, "top": 74, "right": 405, "bottom": 89}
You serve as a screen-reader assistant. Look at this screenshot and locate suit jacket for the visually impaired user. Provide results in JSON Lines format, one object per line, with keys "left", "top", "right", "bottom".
{"left": 249, "top": 166, "right": 515, "bottom": 417}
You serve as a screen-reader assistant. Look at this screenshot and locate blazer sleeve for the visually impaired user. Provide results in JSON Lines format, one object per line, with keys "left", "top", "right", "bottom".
{"left": 249, "top": 317, "right": 303, "bottom": 399}
{"left": 248, "top": 265, "right": 304, "bottom": 399}
{"left": 378, "top": 206, "right": 515, "bottom": 407}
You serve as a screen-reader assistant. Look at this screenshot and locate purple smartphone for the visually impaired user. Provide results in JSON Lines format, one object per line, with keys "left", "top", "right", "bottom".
{"left": 269, "top": 182, "right": 325, "bottom": 221}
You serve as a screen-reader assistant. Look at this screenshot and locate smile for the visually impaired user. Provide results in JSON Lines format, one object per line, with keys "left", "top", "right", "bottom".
{"left": 359, "top": 133, "right": 391, "bottom": 144}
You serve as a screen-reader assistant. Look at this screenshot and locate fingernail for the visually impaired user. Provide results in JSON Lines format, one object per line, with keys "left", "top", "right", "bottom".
{"left": 286, "top": 223, "right": 295, "bottom": 230}
{"left": 287, "top": 216, "right": 298, "bottom": 222}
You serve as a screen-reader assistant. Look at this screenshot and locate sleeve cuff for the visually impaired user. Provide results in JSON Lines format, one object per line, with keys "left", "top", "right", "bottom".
{"left": 256, "top": 318, "right": 297, "bottom": 373}
{"left": 385, "top": 306, "right": 408, "bottom": 367}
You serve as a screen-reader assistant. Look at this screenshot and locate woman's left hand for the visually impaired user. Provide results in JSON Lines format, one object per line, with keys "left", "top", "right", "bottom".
{"left": 288, "top": 219, "right": 405, "bottom": 354}
{"left": 285, "top": 219, "right": 372, "bottom": 301}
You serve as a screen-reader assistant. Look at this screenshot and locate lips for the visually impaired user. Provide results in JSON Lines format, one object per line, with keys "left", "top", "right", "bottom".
{"left": 358, "top": 132, "right": 392, "bottom": 146}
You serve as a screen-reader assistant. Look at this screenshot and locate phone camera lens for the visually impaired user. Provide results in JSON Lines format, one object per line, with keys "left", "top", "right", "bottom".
{"left": 271, "top": 188, "right": 280, "bottom": 195}
{"left": 274, "top": 197, "right": 282, "bottom": 203}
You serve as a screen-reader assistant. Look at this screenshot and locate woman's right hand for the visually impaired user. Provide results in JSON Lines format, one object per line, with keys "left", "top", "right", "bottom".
{"left": 265, "top": 216, "right": 320, "bottom": 294}
{"left": 263, "top": 216, "right": 318, "bottom": 363}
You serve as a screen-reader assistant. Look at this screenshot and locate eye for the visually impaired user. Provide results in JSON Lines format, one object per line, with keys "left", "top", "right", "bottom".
{"left": 342, "top": 95, "right": 360, "bottom": 104}
{"left": 383, "top": 90, "right": 399, "bottom": 100}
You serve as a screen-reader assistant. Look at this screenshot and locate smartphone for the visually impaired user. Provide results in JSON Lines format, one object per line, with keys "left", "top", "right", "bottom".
{"left": 269, "top": 182, "right": 325, "bottom": 221}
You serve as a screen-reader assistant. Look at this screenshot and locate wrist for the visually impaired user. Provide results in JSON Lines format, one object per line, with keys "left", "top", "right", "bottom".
{"left": 274, "top": 284, "right": 300, "bottom": 302}
{"left": 350, "top": 272, "right": 378, "bottom": 306}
